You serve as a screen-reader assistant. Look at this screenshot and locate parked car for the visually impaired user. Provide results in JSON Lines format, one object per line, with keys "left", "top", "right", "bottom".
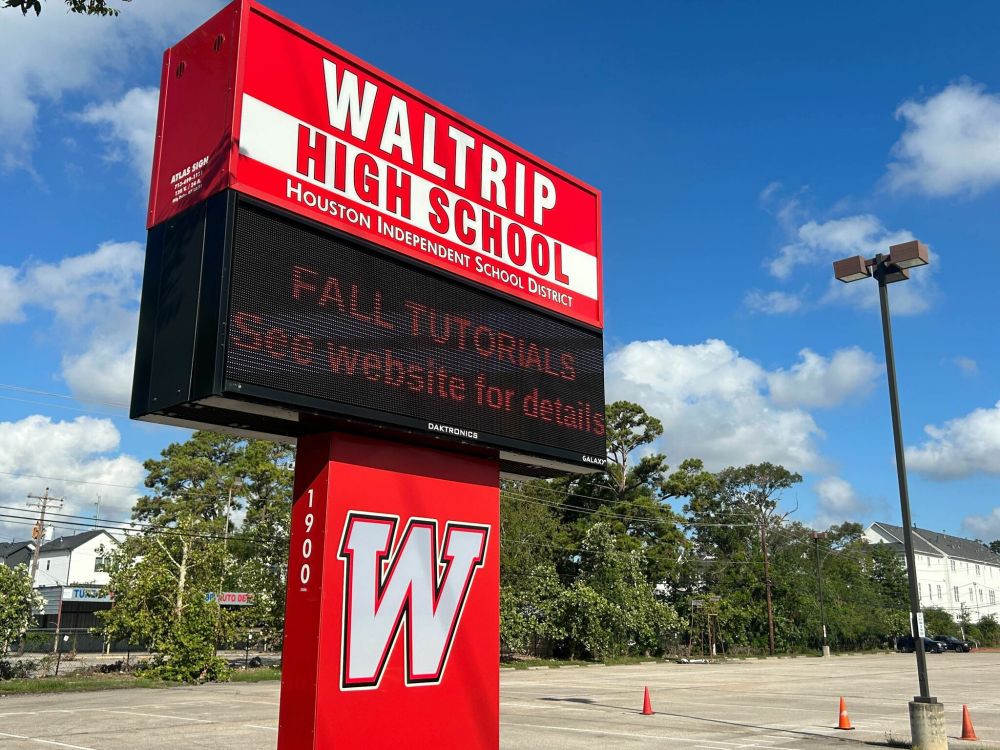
{"left": 895, "top": 636, "right": 946, "bottom": 653}
{"left": 932, "top": 635, "right": 973, "bottom": 653}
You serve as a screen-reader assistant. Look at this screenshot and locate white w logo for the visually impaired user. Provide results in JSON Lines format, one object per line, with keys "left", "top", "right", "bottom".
{"left": 338, "top": 512, "right": 489, "bottom": 690}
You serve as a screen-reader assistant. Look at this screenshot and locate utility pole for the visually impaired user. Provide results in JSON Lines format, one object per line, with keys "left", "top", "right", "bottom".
{"left": 26, "top": 488, "right": 64, "bottom": 585}
{"left": 94, "top": 494, "right": 101, "bottom": 527}
{"left": 760, "top": 519, "right": 776, "bottom": 656}
{"left": 811, "top": 532, "right": 830, "bottom": 657}
{"left": 21, "top": 488, "right": 64, "bottom": 656}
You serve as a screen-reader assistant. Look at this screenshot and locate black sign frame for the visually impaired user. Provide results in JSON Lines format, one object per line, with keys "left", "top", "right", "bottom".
{"left": 131, "top": 191, "right": 606, "bottom": 477}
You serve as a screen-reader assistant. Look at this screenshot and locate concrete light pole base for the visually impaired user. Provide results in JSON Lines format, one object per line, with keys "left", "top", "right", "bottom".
{"left": 821, "top": 646, "right": 831, "bottom": 658}
{"left": 909, "top": 700, "right": 946, "bottom": 750}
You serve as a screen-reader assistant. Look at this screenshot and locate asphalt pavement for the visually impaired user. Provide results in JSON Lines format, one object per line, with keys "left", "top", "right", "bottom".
{"left": 0, "top": 652, "right": 997, "bottom": 748}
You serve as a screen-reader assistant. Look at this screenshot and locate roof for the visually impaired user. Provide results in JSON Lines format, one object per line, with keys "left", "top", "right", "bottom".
{"left": 868, "top": 522, "right": 1000, "bottom": 566}
{"left": 0, "top": 540, "right": 34, "bottom": 559}
{"left": 39, "top": 529, "right": 116, "bottom": 554}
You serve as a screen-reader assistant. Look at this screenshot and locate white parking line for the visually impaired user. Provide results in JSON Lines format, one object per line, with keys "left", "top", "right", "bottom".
{"left": 503, "top": 721, "right": 747, "bottom": 745}
{"left": 100, "top": 709, "right": 214, "bottom": 723}
{"left": 0, "top": 732, "right": 98, "bottom": 750}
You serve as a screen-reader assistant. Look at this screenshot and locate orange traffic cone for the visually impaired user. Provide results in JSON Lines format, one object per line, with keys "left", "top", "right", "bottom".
{"left": 837, "top": 697, "right": 854, "bottom": 730}
{"left": 960, "top": 704, "right": 978, "bottom": 741}
{"left": 642, "top": 686, "right": 654, "bottom": 715}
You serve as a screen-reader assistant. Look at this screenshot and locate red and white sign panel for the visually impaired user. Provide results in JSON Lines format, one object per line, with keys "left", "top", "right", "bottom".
{"left": 148, "top": 1, "right": 603, "bottom": 328}
{"left": 279, "top": 432, "right": 499, "bottom": 749}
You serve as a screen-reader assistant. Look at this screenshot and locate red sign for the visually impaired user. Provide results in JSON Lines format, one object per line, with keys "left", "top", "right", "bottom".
{"left": 279, "top": 432, "right": 499, "bottom": 749}
{"left": 148, "top": 1, "right": 603, "bottom": 328}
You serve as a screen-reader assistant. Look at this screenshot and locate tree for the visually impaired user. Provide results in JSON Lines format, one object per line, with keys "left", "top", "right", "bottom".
{"left": 99, "top": 519, "right": 230, "bottom": 681}
{"left": 0, "top": 565, "right": 41, "bottom": 654}
{"left": 137, "top": 431, "right": 293, "bottom": 647}
{"left": 3, "top": 0, "right": 129, "bottom": 16}
{"left": 500, "top": 563, "right": 564, "bottom": 656}
{"left": 100, "top": 431, "right": 293, "bottom": 679}
{"left": 923, "top": 608, "right": 957, "bottom": 637}
{"left": 571, "top": 522, "right": 680, "bottom": 657}
{"left": 565, "top": 401, "right": 687, "bottom": 586}
{"left": 499, "top": 479, "right": 563, "bottom": 590}
{"left": 989, "top": 540, "right": 1000, "bottom": 555}
{"left": 973, "top": 614, "right": 999, "bottom": 646}
{"left": 684, "top": 463, "right": 801, "bottom": 655}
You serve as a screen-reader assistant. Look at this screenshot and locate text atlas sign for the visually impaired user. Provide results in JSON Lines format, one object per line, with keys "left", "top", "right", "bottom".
{"left": 148, "top": 1, "right": 602, "bottom": 328}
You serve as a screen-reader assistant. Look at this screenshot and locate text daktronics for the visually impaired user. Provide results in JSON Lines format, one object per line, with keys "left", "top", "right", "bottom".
{"left": 428, "top": 422, "right": 478, "bottom": 441}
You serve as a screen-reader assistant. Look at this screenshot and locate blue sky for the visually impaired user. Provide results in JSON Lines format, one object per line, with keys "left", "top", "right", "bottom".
{"left": 1, "top": 1, "right": 999, "bottom": 544}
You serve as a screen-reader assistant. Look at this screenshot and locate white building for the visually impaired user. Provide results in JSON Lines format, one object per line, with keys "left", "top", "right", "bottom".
{"left": 31, "top": 529, "right": 119, "bottom": 589}
{"left": 865, "top": 522, "right": 1000, "bottom": 622}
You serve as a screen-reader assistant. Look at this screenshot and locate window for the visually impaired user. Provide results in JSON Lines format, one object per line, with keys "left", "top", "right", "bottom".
{"left": 94, "top": 556, "right": 107, "bottom": 573}
{"left": 991, "top": 591, "right": 996, "bottom": 605}
{"left": 927, "top": 583, "right": 933, "bottom": 600}
{"left": 954, "top": 586, "right": 960, "bottom": 602}
{"left": 951, "top": 559, "right": 956, "bottom": 571}
{"left": 45, "top": 560, "right": 50, "bottom": 571}
{"left": 979, "top": 589, "right": 984, "bottom": 602}
{"left": 937, "top": 585, "right": 942, "bottom": 599}
{"left": 976, "top": 564, "right": 981, "bottom": 576}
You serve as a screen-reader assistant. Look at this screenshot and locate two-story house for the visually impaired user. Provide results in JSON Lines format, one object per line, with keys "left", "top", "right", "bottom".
{"left": 31, "top": 529, "right": 118, "bottom": 589}
{"left": 864, "top": 522, "right": 1000, "bottom": 621}
{"left": 29, "top": 529, "right": 120, "bottom": 634}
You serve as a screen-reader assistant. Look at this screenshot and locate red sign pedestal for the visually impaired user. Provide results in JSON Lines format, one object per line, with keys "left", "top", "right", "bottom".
{"left": 278, "top": 432, "right": 499, "bottom": 749}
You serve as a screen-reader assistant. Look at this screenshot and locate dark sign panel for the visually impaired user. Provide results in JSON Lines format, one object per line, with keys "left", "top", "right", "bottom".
{"left": 225, "top": 202, "right": 605, "bottom": 462}
{"left": 132, "top": 193, "right": 605, "bottom": 475}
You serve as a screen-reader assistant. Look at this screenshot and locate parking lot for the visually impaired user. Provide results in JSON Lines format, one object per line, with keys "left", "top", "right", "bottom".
{"left": 1, "top": 652, "right": 998, "bottom": 748}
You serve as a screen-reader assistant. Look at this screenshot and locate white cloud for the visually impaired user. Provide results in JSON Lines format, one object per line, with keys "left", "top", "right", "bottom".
{"left": 768, "top": 347, "right": 880, "bottom": 409}
{"left": 767, "top": 214, "right": 913, "bottom": 281}
{"left": 953, "top": 357, "right": 978, "bottom": 376}
{"left": 0, "top": 266, "right": 28, "bottom": 323}
{"left": 0, "top": 1, "right": 219, "bottom": 171}
{"left": 62, "top": 333, "right": 136, "bottom": 406}
{"left": 812, "top": 476, "right": 869, "bottom": 529}
{"left": 757, "top": 210, "right": 938, "bottom": 316}
{"left": 0, "top": 415, "right": 143, "bottom": 544}
{"left": 744, "top": 289, "right": 803, "bottom": 315}
{"left": 907, "top": 401, "right": 1000, "bottom": 480}
{"left": 79, "top": 86, "right": 159, "bottom": 186}
{"left": 962, "top": 508, "right": 1000, "bottom": 541}
{"left": 605, "top": 338, "right": 828, "bottom": 473}
{"left": 0, "top": 242, "right": 143, "bottom": 405}
{"left": 887, "top": 81, "right": 1000, "bottom": 197}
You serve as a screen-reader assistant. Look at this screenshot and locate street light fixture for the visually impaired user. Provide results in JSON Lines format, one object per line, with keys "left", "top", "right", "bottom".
{"left": 832, "top": 239, "right": 945, "bottom": 749}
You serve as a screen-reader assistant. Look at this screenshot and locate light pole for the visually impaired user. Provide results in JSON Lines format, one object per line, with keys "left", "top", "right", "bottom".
{"left": 811, "top": 531, "right": 830, "bottom": 657}
{"left": 834, "top": 240, "right": 945, "bottom": 749}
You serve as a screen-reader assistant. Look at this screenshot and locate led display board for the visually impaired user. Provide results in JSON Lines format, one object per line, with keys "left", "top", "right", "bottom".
{"left": 132, "top": 193, "right": 605, "bottom": 475}
{"left": 132, "top": 1, "right": 605, "bottom": 476}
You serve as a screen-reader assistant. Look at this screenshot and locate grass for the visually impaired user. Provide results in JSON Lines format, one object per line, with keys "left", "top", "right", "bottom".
{"left": 0, "top": 673, "right": 175, "bottom": 695}
{"left": 0, "top": 666, "right": 282, "bottom": 695}
{"left": 230, "top": 666, "right": 281, "bottom": 682}
{"left": 501, "top": 655, "right": 676, "bottom": 669}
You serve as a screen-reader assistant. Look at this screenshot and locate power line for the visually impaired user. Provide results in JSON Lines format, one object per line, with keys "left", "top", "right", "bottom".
{"left": 0, "top": 383, "right": 129, "bottom": 409}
